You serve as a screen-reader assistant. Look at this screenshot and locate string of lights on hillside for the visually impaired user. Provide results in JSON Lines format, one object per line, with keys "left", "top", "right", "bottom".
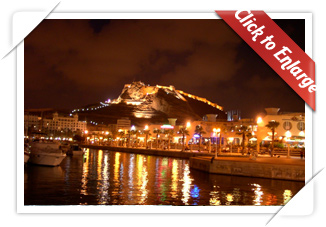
{"left": 70, "top": 82, "right": 223, "bottom": 121}
{"left": 176, "top": 90, "right": 223, "bottom": 111}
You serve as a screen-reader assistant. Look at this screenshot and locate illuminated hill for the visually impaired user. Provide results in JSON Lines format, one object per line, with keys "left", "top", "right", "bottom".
{"left": 74, "top": 81, "right": 226, "bottom": 126}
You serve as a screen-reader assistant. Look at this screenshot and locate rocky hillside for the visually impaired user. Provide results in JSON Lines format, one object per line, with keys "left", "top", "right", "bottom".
{"left": 75, "top": 81, "right": 226, "bottom": 126}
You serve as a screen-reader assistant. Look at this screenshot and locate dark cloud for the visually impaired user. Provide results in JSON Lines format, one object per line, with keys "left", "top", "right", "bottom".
{"left": 24, "top": 19, "right": 305, "bottom": 117}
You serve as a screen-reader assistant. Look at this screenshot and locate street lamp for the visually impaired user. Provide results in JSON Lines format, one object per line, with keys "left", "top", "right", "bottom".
{"left": 181, "top": 121, "right": 191, "bottom": 152}
{"left": 285, "top": 131, "right": 292, "bottom": 158}
{"left": 213, "top": 128, "right": 221, "bottom": 158}
{"left": 128, "top": 126, "right": 135, "bottom": 148}
{"left": 217, "top": 128, "right": 221, "bottom": 155}
{"left": 186, "top": 121, "right": 191, "bottom": 128}
{"left": 144, "top": 125, "right": 149, "bottom": 148}
{"left": 213, "top": 129, "right": 217, "bottom": 156}
{"left": 256, "top": 117, "right": 263, "bottom": 154}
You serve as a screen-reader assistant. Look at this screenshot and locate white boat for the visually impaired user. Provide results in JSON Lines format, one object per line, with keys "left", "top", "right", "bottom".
{"left": 29, "top": 141, "right": 66, "bottom": 166}
{"left": 24, "top": 143, "right": 30, "bottom": 164}
{"left": 70, "top": 144, "right": 85, "bottom": 156}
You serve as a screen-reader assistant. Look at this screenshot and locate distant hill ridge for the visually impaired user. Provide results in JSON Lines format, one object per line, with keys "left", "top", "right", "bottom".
{"left": 69, "top": 81, "right": 227, "bottom": 125}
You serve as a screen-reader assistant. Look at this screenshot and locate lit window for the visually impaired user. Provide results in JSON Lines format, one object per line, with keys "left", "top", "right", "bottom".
{"left": 283, "top": 121, "right": 292, "bottom": 130}
{"left": 297, "top": 122, "right": 305, "bottom": 131}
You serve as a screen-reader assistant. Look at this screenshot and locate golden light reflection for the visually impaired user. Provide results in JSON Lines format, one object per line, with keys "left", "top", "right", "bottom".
{"left": 137, "top": 155, "right": 143, "bottom": 187}
{"left": 181, "top": 164, "right": 193, "bottom": 205}
{"left": 128, "top": 155, "right": 135, "bottom": 199}
{"left": 114, "top": 152, "right": 121, "bottom": 184}
{"left": 171, "top": 159, "right": 179, "bottom": 199}
{"left": 140, "top": 157, "right": 148, "bottom": 204}
{"left": 283, "top": 189, "right": 293, "bottom": 205}
{"left": 80, "top": 148, "right": 90, "bottom": 197}
{"left": 97, "top": 150, "right": 103, "bottom": 181}
{"left": 99, "top": 153, "right": 110, "bottom": 204}
{"left": 226, "top": 194, "right": 234, "bottom": 202}
{"left": 209, "top": 191, "right": 221, "bottom": 206}
{"left": 252, "top": 183, "right": 264, "bottom": 205}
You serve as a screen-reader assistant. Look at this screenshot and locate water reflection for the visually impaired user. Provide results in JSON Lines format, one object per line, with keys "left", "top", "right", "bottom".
{"left": 209, "top": 190, "right": 221, "bottom": 205}
{"left": 139, "top": 157, "right": 148, "bottom": 204}
{"left": 98, "top": 152, "right": 110, "bottom": 204}
{"left": 283, "top": 190, "right": 293, "bottom": 205}
{"left": 24, "top": 149, "right": 304, "bottom": 206}
{"left": 171, "top": 159, "right": 178, "bottom": 199}
{"left": 252, "top": 183, "right": 263, "bottom": 205}
{"left": 80, "top": 148, "right": 90, "bottom": 198}
{"left": 181, "top": 164, "right": 193, "bottom": 205}
{"left": 128, "top": 154, "right": 135, "bottom": 200}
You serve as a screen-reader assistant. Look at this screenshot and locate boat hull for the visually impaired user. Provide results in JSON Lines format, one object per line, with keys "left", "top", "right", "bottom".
{"left": 29, "top": 142, "right": 66, "bottom": 166}
{"left": 29, "top": 153, "right": 66, "bottom": 166}
{"left": 24, "top": 153, "right": 30, "bottom": 164}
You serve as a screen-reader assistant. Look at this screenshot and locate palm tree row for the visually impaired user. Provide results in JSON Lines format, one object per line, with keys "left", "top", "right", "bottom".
{"left": 265, "top": 121, "right": 280, "bottom": 157}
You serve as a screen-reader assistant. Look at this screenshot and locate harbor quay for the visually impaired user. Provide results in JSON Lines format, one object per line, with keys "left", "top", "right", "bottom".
{"left": 189, "top": 156, "right": 304, "bottom": 181}
{"left": 81, "top": 144, "right": 305, "bottom": 181}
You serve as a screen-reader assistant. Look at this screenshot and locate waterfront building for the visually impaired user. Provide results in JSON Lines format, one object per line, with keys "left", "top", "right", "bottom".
{"left": 227, "top": 109, "right": 241, "bottom": 121}
{"left": 81, "top": 107, "right": 305, "bottom": 152}
{"left": 24, "top": 114, "right": 41, "bottom": 131}
{"left": 117, "top": 117, "right": 131, "bottom": 131}
{"left": 24, "top": 112, "right": 87, "bottom": 134}
{"left": 256, "top": 108, "right": 305, "bottom": 148}
{"left": 42, "top": 112, "right": 87, "bottom": 132}
{"left": 188, "top": 117, "right": 256, "bottom": 149}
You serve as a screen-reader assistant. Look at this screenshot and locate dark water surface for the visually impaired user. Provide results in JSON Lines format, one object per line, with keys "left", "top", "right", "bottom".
{"left": 24, "top": 149, "right": 304, "bottom": 206}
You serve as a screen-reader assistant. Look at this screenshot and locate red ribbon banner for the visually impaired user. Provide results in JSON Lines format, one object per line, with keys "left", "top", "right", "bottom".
{"left": 216, "top": 11, "right": 315, "bottom": 110}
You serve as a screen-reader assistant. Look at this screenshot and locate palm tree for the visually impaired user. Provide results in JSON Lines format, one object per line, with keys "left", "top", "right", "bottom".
{"left": 163, "top": 129, "right": 175, "bottom": 150}
{"left": 265, "top": 121, "right": 280, "bottom": 157}
{"left": 153, "top": 128, "right": 161, "bottom": 149}
{"left": 178, "top": 127, "right": 189, "bottom": 152}
{"left": 143, "top": 129, "right": 151, "bottom": 148}
{"left": 195, "top": 125, "right": 206, "bottom": 152}
{"left": 126, "top": 130, "right": 131, "bottom": 147}
{"left": 236, "top": 125, "right": 250, "bottom": 155}
{"left": 245, "top": 131, "right": 253, "bottom": 146}
{"left": 118, "top": 130, "right": 125, "bottom": 146}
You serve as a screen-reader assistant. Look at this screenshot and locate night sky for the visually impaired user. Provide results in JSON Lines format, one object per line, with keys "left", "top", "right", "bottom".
{"left": 24, "top": 19, "right": 305, "bottom": 118}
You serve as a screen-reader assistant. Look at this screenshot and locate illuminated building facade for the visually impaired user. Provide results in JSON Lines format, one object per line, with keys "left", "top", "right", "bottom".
{"left": 42, "top": 112, "right": 87, "bottom": 132}
{"left": 256, "top": 108, "right": 305, "bottom": 147}
{"left": 117, "top": 118, "right": 131, "bottom": 131}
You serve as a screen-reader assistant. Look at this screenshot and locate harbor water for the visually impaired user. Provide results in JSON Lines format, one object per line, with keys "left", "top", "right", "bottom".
{"left": 24, "top": 149, "right": 304, "bottom": 206}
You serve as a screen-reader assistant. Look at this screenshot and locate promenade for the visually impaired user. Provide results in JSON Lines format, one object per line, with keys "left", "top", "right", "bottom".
{"left": 81, "top": 144, "right": 304, "bottom": 160}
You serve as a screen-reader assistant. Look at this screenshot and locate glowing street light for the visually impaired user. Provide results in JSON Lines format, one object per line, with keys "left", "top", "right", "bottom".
{"left": 144, "top": 125, "right": 149, "bottom": 148}
{"left": 186, "top": 121, "right": 191, "bottom": 128}
{"left": 256, "top": 117, "right": 263, "bottom": 154}
{"left": 213, "top": 128, "right": 221, "bottom": 158}
{"left": 229, "top": 137, "right": 234, "bottom": 153}
{"left": 285, "top": 131, "right": 292, "bottom": 158}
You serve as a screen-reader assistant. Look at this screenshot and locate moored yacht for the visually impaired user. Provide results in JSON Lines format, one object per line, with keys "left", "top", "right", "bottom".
{"left": 29, "top": 140, "right": 66, "bottom": 166}
{"left": 70, "top": 144, "right": 85, "bottom": 156}
{"left": 24, "top": 143, "right": 31, "bottom": 165}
